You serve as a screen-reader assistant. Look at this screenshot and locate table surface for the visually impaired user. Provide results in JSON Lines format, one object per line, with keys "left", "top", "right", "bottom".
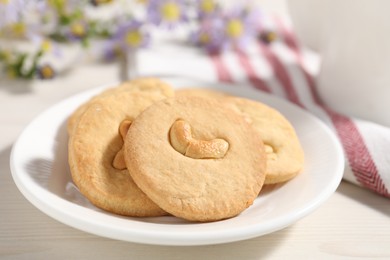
{"left": 1, "top": 59, "right": 390, "bottom": 259}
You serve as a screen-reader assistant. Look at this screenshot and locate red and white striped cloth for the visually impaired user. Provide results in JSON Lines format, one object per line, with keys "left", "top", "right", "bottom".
{"left": 137, "top": 18, "right": 390, "bottom": 198}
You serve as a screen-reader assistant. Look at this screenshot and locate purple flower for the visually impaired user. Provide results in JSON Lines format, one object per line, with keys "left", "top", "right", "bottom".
{"left": 0, "top": 0, "right": 26, "bottom": 29}
{"left": 67, "top": 20, "right": 89, "bottom": 41}
{"left": 103, "top": 20, "right": 150, "bottom": 60}
{"left": 192, "top": 4, "right": 261, "bottom": 52}
{"left": 36, "top": 64, "right": 55, "bottom": 79}
{"left": 146, "top": 0, "right": 187, "bottom": 28}
{"left": 196, "top": 0, "right": 220, "bottom": 18}
{"left": 222, "top": 5, "right": 261, "bottom": 50}
{"left": 32, "top": 36, "right": 62, "bottom": 57}
{"left": 191, "top": 16, "right": 225, "bottom": 53}
{"left": 0, "top": 0, "right": 51, "bottom": 40}
{"left": 259, "top": 30, "right": 277, "bottom": 44}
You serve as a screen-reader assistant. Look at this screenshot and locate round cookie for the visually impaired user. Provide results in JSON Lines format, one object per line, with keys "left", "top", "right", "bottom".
{"left": 175, "top": 87, "right": 230, "bottom": 99}
{"left": 67, "top": 77, "right": 174, "bottom": 135}
{"left": 224, "top": 96, "right": 304, "bottom": 184}
{"left": 68, "top": 91, "right": 168, "bottom": 217}
{"left": 175, "top": 88, "right": 304, "bottom": 184}
{"left": 124, "top": 96, "right": 267, "bottom": 222}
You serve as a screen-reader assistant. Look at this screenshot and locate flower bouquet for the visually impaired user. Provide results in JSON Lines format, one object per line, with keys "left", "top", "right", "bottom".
{"left": 0, "top": 0, "right": 272, "bottom": 80}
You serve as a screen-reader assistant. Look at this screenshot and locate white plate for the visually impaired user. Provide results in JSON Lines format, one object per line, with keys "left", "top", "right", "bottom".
{"left": 10, "top": 78, "right": 344, "bottom": 246}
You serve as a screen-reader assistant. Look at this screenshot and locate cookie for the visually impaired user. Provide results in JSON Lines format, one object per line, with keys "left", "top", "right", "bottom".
{"left": 175, "top": 87, "right": 230, "bottom": 99}
{"left": 176, "top": 88, "right": 304, "bottom": 184}
{"left": 67, "top": 77, "right": 174, "bottom": 135}
{"left": 68, "top": 91, "right": 169, "bottom": 216}
{"left": 224, "top": 96, "right": 304, "bottom": 184}
{"left": 123, "top": 96, "right": 267, "bottom": 222}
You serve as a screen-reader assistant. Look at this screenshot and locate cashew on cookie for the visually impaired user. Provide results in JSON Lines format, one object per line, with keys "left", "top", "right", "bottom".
{"left": 112, "top": 120, "right": 132, "bottom": 170}
{"left": 68, "top": 89, "right": 171, "bottom": 217}
{"left": 177, "top": 89, "right": 305, "bottom": 185}
{"left": 123, "top": 96, "right": 267, "bottom": 222}
{"left": 169, "top": 119, "right": 229, "bottom": 159}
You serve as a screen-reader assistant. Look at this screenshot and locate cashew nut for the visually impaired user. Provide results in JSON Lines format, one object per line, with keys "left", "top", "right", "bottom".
{"left": 169, "top": 120, "right": 229, "bottom": 159}
{"left": 264, "top": 144, "right": 277, "bottom": 161}
{"left": 112, "top": 119, "right": 132, "bottom": 170}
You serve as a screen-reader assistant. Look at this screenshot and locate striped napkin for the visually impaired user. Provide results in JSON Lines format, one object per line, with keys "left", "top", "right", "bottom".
{"left": 136, "top": 17, "right": 390, "bottom": 198}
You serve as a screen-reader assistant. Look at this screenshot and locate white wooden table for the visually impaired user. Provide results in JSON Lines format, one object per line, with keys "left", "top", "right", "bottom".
{"left": 1, "top": 61, "right": 390, "bottom": 259}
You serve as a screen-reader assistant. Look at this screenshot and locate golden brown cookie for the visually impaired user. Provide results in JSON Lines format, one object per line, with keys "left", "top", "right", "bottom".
{"left": 175, "top": 87, "right": 230, "bottom": 99}
{"left": 68, "top": 91, "right": 169, "bottom": 217}
{"left": 176, "top": 88, "right": 304, "bottom": 184}
{"left": 224, "top": 96, "right": 304, "bottom": 184}
{"left": 67, "top": 77, "right": 174, "bottom": 135}
{"left": 124, "top": 96, "right": 267, "bottom": 222}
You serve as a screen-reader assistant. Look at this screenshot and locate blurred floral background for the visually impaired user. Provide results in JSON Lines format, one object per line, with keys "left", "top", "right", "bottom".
{"left": 0, "top": 0, "right": 274, "bottom": 80}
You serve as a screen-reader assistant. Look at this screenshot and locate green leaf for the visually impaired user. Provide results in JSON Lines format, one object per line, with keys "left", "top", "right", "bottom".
{"left": 25, "top": 50, "right": 43, "bottom": 78}
{"left": 71, "top": 9, "right": 83, "bottom": 20}
{"left": 13, "top": 53, "right": 27, "bottom": 78}
{"left": 49, "top": 33, "right": 68, "bottom": 43}
{"left": 59, "top": 15, "right": 71, "bottom": 25}
{"left": 81, "top": 37, "right": 90, "bottom": 48}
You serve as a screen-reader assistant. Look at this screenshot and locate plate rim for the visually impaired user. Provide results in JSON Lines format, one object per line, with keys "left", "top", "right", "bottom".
{"left": 10, "top": 79, "right": 345, "bottom": 246}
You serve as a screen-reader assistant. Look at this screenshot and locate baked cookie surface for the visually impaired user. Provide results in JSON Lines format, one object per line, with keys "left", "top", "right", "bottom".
{"left": 68, "top": 91, "right": 169, "bottom": 216}
{"left": 124, "top": 96, "right": 267, "bottom": 222}
{"left": 175, "top": 87, "right": 230, "bottom": 99}
{"left": 224, "top": 96, "right": 305, "bottom": 184}
{"left": 67, "top": 77, "right": 174, "bottom": 135}
{"left": 176, "top": 88, "right": 304, "bottom": 184}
